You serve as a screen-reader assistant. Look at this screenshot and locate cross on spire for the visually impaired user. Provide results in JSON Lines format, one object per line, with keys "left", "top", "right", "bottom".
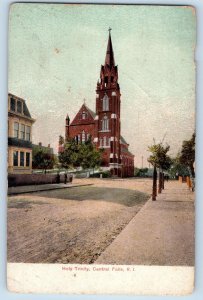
{"left": 105, "top": 28, "right": 115, "bottom": 67}
{"left": 83, "top": 98, "right": 86, "bottom": 105}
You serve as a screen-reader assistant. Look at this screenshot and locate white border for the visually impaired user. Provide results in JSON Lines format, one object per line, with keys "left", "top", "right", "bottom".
{"left": 7, "top": 263, "right": 194, "bottom": 295}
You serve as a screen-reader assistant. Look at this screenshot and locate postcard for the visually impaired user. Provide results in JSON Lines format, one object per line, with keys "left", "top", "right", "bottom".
{"left": 7, "top": 3, "right": 195, "bottom": 295}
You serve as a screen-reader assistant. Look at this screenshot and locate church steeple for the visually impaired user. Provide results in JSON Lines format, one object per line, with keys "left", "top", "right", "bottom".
{"left": 95, "top": 29, "right": 121, "bottom": 177}
{"left": 105, "top": 28, "right": 115, "bottom": 67}
{"left": 98, "top": 29, "right": 118, "bottom": 90}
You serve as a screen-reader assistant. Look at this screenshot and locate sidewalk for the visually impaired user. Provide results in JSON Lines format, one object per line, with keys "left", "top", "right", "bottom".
{"left": 96, "top": 181, "right": 195, "bottom": 266}
{"left": 8, "top": 183, "right": 93, "bottom": 196}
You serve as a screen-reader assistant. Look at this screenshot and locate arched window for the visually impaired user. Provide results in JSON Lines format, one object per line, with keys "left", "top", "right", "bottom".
{"left": 102, "top": 116, "right": 109, "bottom": 131}
{"left": 102, "top": 94, "right": 109, "bottom": 111}
{"left": 82, "top": 130, "right": 85, "bottom": 143}
{"left": 82, "top": 111, "right": 87, "bottom": 119}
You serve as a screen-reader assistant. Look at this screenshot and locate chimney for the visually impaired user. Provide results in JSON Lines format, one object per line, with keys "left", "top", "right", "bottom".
{"left": 48, "top": 144, "right": 50, "bottom": 148}
{"left": 39, "top": 142, "right": 42, "bottom": 146}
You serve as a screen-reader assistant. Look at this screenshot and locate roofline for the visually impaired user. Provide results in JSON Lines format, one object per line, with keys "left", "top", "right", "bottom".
{"left": 83, "top": 103, "right": 96, "bottom": 119}
{"left": 70, "top": 103, "right": 96, "bottom": 125}
{"left": 8, "top": 93, "right": 35, "bottom": 121}
{"left": 8, "top": 93, "right": 27, "bottom": 103}
{"left": 8, "top": 111, "right": 36, "bottom": 123}
{"left": 69, "top": 122, "right": 95, "bottom": 127}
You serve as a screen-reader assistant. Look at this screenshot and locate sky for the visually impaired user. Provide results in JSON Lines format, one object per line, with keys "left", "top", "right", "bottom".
{"left": 9, "top": 4, "right": 196, "bottom": 168}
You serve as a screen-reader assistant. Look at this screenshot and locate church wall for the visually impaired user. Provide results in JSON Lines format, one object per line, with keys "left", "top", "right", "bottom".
{"left": 68, "top": 123, "right": 95, "bottom": 141}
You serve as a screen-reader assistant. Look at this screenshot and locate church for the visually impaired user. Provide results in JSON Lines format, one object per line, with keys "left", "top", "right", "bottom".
{"left": 59, "top": 30, "right": 134, "bottom": 177}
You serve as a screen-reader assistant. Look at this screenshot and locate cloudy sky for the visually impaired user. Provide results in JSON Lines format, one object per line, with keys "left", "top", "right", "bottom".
{"left": 9, "top": 4, "right": 196, "bottom": 167}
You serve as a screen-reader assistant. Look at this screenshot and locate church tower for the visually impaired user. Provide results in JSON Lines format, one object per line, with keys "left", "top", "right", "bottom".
{"left": 94, "top": 29, "right": 121, "bottom": 176}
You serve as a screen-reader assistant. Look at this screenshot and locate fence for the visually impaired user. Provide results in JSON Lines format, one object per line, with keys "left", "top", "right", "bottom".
{"left": 8, "top": 173, "right": 73, "bottom": 187}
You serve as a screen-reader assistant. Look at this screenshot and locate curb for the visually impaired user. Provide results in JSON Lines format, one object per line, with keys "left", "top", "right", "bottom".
{"left": 8, "top": 183, "right": 94, "bottom": 196}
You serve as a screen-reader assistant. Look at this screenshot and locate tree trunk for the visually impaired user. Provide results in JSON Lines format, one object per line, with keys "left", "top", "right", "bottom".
{"left": 158, "top": 169, "right": 162, "bottom": 193}
{"left": 190, "top": 163, "right": 195, "bottom": 178}
{"left": 152, "top": 166, "right": 157, "bottom": 201}
{"left": 162, "top": 172, "right": 165, "bottom": 189}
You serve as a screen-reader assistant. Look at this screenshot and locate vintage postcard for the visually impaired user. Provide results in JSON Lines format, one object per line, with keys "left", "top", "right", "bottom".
{"left": 7, "top": 3, "right": 195, "bottom": 295}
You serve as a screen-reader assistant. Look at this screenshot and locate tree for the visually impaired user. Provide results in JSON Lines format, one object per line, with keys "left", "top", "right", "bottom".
{"left": 32, "top": 148, "right": 56, "bottom": 173}
{"left": 89, "top": 148, "right": 103, "bottom": 174}
{"left": 148, "top": 142, "right": 172, "bottom": 199}
{"left": 58, "top": 138, "right": 79, "bottom": 170}
{"left": 169, "top": 155, "right": 190, "bottom": 178}
{"left": 58, "top": 137, "right": 103, "bottom": 174}
{"left": 179, "top": 133, "right": 195, "bottom": 177}
{"left": 78, "top": 139, "right": 103, "bottom": 175}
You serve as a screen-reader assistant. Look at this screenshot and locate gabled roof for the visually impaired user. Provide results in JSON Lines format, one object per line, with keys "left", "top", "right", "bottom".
{"left": 86, "top": 105, "right": 96, "bottom": 118}
{"left": 70, "top": 103, "right": 96, "bottom": 126}
{"left": 120, "top": 135, "right": 128, "bottom": 145}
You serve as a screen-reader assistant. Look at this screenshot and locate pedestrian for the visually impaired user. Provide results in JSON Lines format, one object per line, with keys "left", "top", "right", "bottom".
{"left": 64, "top": 172, "right": 67, "bottom": 184}
{"left": 56, "top": 171, "right": 60, "bottom": 184}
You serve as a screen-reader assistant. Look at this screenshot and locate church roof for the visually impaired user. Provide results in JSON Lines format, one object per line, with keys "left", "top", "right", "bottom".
{"left": 120, "top": 135, "right": 128, "bottom": 145}
{"left": 85, "top": 105, "right": 96, "bottom": 118}
{"left": 121, "top": 146, "right": 134, "bottom": 157}
{"left": 105, "top": 30, "right": 115, "bottom": 67}
{"left": 70, "top": 103, "right": 96, "bottom": 126}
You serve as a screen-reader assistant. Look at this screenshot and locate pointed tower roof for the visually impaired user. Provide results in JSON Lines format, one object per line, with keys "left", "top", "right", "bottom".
{"left": 105, "top": 28, "right": 115, "bottom": 67}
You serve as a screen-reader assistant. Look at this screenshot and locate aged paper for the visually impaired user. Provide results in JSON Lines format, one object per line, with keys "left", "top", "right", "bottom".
{"left": 7, "top": 3, "right": 195, "bottom": 295}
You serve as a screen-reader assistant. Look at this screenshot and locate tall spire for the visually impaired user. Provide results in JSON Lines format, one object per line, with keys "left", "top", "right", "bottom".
{"left": 105, "top": 28, "right": 115, "bottom": 67}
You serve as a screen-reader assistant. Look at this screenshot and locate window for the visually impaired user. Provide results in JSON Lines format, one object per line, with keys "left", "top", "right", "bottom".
{"left": 20, "top": 152, "right": 24, "bottom": 167}
{"left": 20, "top": 124, "right": 25, "bottom": 139}
{"left": 103, "top": 136, "right": 107, "bottom": 147}
{"left": 82, "top": 130, "right": 85, "bottom": 143}
{"left": 74, "top": 136, "right": 78, "bottom": 143}
{"left": 102, "top": 94, "right": 109, "bottom": 111}
{"left": 26, "top": 126, "right": 31, "bottom": 141}
{"left": 14, "top": 122, "right": 19, "bottom": 138}
{"left": 87, "top": 133, "right": 90, "bottom": 141}
{"left": 82, "top": 111, "right": 87, "bottom": 119}
{"left": 26, "top": 152, "right": 30, "bottom": 167}
{"left": 10, "top": 98, "right": 16, "bottom": 111}
{"left": 102, "top": 116, "right": 109, "bottom": 131}
{"left": 17, "top": 101, "right": 22, "bottom": 114}
{"left": 78, "top": 134, "right": 81, "bottom": 143}
{"left": 99, "top": 138, "right": 103, "bottom": 147}
{"left": 13, "top": 151, "right": 18, "bottom": 166}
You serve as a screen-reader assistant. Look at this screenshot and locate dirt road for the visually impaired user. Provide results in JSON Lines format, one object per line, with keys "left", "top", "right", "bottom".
{"left": 8, "top": 178, "right": 151, "bottom": 264}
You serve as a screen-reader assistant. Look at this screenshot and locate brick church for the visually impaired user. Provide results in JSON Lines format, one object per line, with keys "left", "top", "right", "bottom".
{"left": 59, "top": 30, "right": 134, "bottom": 177}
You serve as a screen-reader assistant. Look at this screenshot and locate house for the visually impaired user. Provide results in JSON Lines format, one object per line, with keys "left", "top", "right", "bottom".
{"left": 8, "top": 93, "right": 35, "bottom": 174}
